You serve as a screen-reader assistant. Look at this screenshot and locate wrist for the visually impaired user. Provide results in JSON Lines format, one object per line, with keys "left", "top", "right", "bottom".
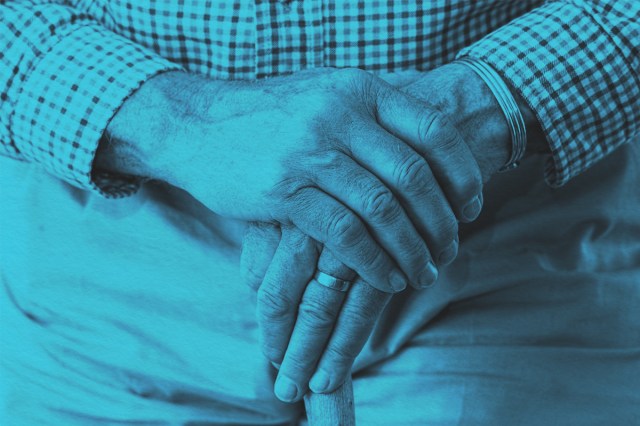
{"left": 403, "top": 63, "right": 545, "bottom": 182}
{"left": 403, "top": 63, "right": 509, "bottom": 181}
{"left": 449, "top": 62, "right": 513, "bottom": 180}
{"left": 514, "top": 88, "right": 547, "bottom": 157}
{"left": 96, "top": 70, "right": 223, "bottom": 187}
{"left": 449, "top": 61, "right": 547, "bottom": 177}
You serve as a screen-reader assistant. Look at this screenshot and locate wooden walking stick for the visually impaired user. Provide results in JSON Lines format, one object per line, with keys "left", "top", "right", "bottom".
{"left": 304, "top": 376, "right": 355, "bottom": 426}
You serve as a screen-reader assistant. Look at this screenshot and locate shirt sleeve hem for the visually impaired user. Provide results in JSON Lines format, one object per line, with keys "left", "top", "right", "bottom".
{"left": 11, "top": 22, "right": 182, "bottom": 197}
{"left": 457, "top": 1, "right": 640, "bottom": 187}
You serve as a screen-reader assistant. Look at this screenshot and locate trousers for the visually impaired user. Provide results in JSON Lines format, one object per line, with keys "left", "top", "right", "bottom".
{"left": 1, "top": 141, "right": 639, "bottom": 425}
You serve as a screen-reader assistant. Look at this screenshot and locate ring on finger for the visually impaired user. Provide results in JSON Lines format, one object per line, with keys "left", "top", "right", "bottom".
{"left": 313, "top": 271, "right": 353, "bottom": 292}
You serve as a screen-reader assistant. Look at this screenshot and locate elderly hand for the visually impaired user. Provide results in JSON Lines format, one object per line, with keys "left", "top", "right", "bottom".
{"left": 242, "top": 62, "right": 522, "bottom": 402}
{"left": 104, "top": 67, "right": 484, "bottom": 294}
{"left": 242, "top": 223, "right": 393, "bottom": 402}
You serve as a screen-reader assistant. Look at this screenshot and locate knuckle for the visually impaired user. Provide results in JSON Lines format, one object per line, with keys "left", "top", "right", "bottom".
{"left": 438, "top": 129, "right": 462, "bottom": 152}
{"left": 340, "top": 67, "right": 369, "bottom": 82}
{"left": 297, "top": 298, "right": 337, "bottom": 331}
{"left": 282, "top": 350, "right": 312, "bottom": 372}
{"left": 245, "top": 222, "right": 279, "bottom": 241}
{"left": 418, "top": 111, "right": 453, "bottom": 146}
{"left": 242, "top": 267, "right": 264, "bottom": 291}
{"left": 373, "top": 83, "right": 392, "bottom": 108}
{"left": 421, "top": 175, "right": 440, "bottom": 198}
{"left": 325, "top": 343, "right": 357, "bottom": 364}
{"left": 283, "top": 239, "right": 318, "bottom": 269}
{"left": 287, "top": 247, "right": 309, "bottom": 267}
{"left": 327, "top": 210, "right": 363, "bottom": 248}
{"left": 363, "top": 187, "right": 398, "bottom": 221}
{"left": 341, "top": 68, "right": 381, "bottom": 107}
{"left": 261, "top": 342, "right": 285, "bottom": 363}
{"left": 359, "top": 247, "right": 387, "bottom": 274}
{"left": 417, "top": 111, "right": 442, "bottom": 145}
{"left": 394, "top": 156, "right": 430, "bottom": 189}
{"left": 315, "top": 149, "right": 347, "bottom": 169}
{"left": 341, "top": 305, "right": 377, "bottom": 329}
{"left": 257, "top": 288, "right": 293, "bottom": 322}
{"left": 420, "top": 112, "right": 460, "bottom": 151}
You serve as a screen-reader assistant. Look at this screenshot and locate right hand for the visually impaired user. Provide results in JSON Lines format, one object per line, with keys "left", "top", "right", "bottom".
{"left": 107, "top": 68, "right": 483, "bottom": 291}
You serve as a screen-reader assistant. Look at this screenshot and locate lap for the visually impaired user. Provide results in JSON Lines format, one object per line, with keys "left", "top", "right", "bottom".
{"left": 1, "top": 141, "right": 639, "bottom": 424}
{"left": 0, "top": 164, "right": 297, "bottom": 424}
{"left": 353, "top": 141, "right": 640, "bottom": 425}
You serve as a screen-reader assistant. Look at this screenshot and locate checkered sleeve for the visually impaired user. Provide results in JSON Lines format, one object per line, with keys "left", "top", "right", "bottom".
{"left": 0, "top": 1, "right": 182, "bottom": 197}
{"left": 458, "top": 0, "right": 640, "bottom": 187}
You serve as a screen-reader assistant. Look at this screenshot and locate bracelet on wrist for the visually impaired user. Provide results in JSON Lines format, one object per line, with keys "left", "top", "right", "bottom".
{"left": 454, "top": 57, "right": 527, "bottom": 172}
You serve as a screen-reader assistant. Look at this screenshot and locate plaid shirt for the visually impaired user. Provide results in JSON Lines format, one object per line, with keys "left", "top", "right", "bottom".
{"left": 1, "top": 1, "right": 638, "bottom": 196}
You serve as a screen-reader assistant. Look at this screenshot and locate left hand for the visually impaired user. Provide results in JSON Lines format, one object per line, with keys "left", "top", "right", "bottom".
{"left": 242, "top": 62, "right": 530, "bottom": 402}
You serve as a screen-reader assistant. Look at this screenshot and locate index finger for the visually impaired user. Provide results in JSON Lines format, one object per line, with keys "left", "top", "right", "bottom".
{"left": 309, "top": 279, "right": 392, "bottom": 394}
{"left": 373, "top": 85, "right": 484, "bottom": 223}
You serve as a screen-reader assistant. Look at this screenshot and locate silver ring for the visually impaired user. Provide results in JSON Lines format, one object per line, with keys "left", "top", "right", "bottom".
{"left": 313, "top": 271, "right": 352, "bottom": 292}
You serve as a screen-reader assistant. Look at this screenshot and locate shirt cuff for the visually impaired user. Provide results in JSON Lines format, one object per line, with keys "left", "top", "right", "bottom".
{"left": 457, "top": 1, "right": 640, "bottom": 187}
{"left": 12, "top": 23, "right": 182, "bottom": 197}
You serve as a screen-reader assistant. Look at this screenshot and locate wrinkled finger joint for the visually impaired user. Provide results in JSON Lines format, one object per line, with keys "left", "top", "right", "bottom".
{"left": 257, "top": 288, "right": 294, "bottom": 321}
{"left": 363, "top": 187, "right": 399, "bottom": 222}
{"left": 394, "top": 155, "right": 430, "bottom": 190}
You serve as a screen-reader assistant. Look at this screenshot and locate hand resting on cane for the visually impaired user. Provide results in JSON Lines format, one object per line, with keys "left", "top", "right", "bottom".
{"left": 242, "top": 62, "right": 546, "bottom": 402}
{"left": 99, "top": 67, "right": 484, "bottom": 294}
{"left": 97, "top": 66, "right": 485, "bottom": 402}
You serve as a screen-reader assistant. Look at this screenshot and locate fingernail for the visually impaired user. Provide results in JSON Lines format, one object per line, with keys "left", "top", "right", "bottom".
{"left": 389, "top": 270, "right": 407, "bottom": 292}
{"left": 274, "top": 375, "right": 299, "bottom": 403}
{"left": 309, "top": 369, "right": 331, "bottom": 393}
{"left": 438, "top": 239, "right": 458, "bottom": 266}
{"left": 418, "top": 261, "right": 438, "bottom": 288}
{"left": 463, "top": 195, "right": 483, "bottom": 221}
{"left": 271, "top": 361, "right": 281, "bottom": 370}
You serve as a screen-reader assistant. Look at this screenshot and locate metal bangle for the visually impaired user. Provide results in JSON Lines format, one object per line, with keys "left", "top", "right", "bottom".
{"left": 455, "top": 56, "right": 527, "bottom": 172}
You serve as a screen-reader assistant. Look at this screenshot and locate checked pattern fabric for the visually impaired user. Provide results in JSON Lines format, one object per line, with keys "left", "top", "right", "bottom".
{"left": 1, "top": 1, "right": 639, "bottom": 196}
